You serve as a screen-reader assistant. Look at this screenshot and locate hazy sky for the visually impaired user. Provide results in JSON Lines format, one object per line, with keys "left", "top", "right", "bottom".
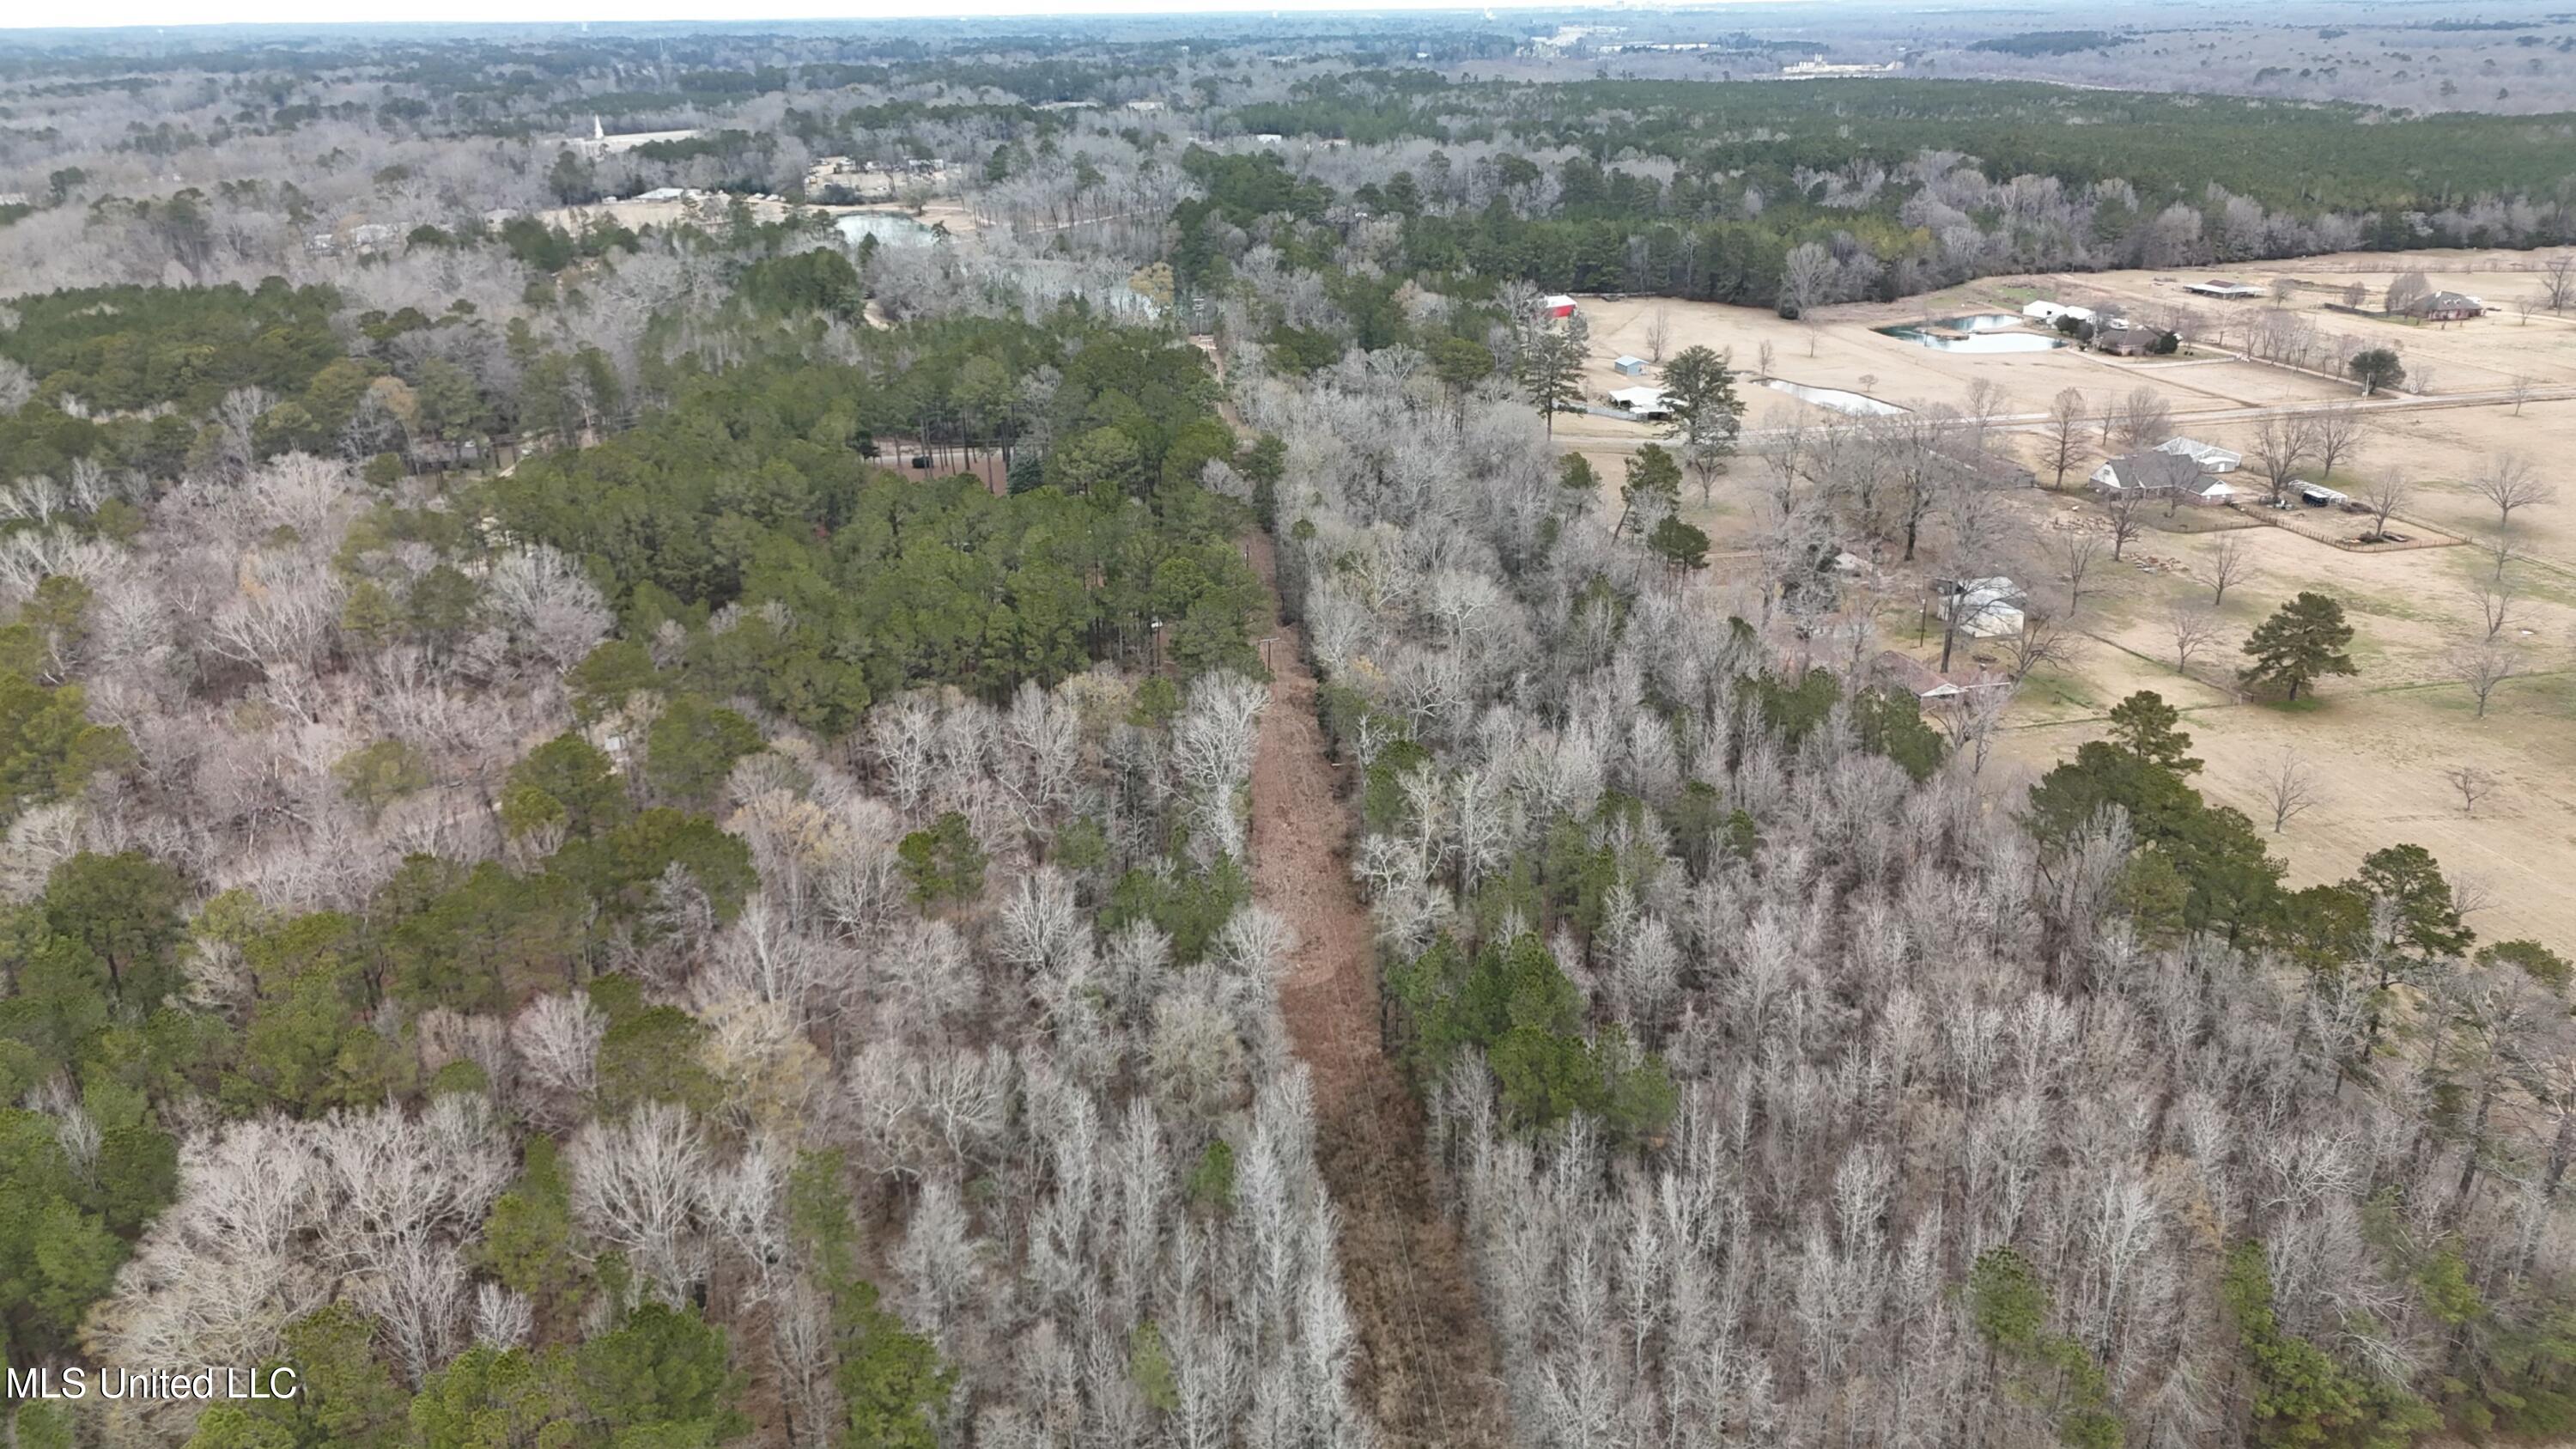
{"left": 12, "top": 0, "right": 1737, "bottom": 31}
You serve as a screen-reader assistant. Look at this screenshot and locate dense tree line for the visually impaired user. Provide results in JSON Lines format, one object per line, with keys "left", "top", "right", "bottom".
{"left": 0, "top": 191, "right": 1382, "bottom": 1441}
{"left": 1230, "top": 75, "right": 2576, "bottom": 214}
{"left": 491, "top": 349, "right": 1265, "bottom": 736}
{"left": 0, "top": 413, "right": 1339, "bottom": 1449}
{"left": 1148, "top": 76, "right": 2576, "bottom": 308}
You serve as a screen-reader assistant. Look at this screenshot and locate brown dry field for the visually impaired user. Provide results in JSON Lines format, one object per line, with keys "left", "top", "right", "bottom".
{"left": 2060, "top": 248, "right": 2576, "bottom": 397}
{"left": 1560, "top": 251, "right": 2576, "bottom": 954}
{"left": 1561, "top": 244, "right": 2576, "bottom": 446}
{"left": 1560, "top": 292, "right": 2212, "bottom": 441}
{"left": 1976, "top": 493, "right": 2576, "bottom": 951}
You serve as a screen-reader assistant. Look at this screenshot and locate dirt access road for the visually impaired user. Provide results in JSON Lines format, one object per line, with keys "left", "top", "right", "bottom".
{"left": 1244, "top": 531, "right": 1512, "bottom": 1449}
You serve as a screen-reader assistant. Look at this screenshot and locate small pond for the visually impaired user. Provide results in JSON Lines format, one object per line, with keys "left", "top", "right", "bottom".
{"left": 1874, "top": 314, "right": 2067, "bottom": 352}
{"left": 835, "top": 210, "right": 940, "bottom": 247}
{"left": 1763, "top": 378, "right": 1909, "bottom": 417}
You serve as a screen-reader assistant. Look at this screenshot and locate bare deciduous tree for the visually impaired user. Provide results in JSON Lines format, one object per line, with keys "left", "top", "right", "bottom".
{"left": 1643, "top": 304, "right": 1672, "bottom": 363}
{"left": 2112, "top": 387, "right": 2172, "bottom": 455}
{"left": 2459, "top": 571, "right": 2517, "bottom": 646}
{"left": 1783, "top": 242, "right": 1834, "bottom": 356}
{"left": 484, "top": 544, "right": 613, "bottom": 671}
{"left": 2003, "top": 607, "right": 2076, "bottom": 681}
{"left": 2470, "top": 453, "right": 2555, "bottom": 538}
{"left": 2166, "top": 601, "right": 2221, "bottom": 676}
{"left": 2445, "top": 764, "right": 2499, "bottom": 816}
{"left": 568, "top": 1100, "right": 711, "bottom": 1303}
{"left": 2307, "top": 400, "right": 2370, "bottom": 483}
{"left": 512, "top": 993, "right": 606, "bottom": 1114}
{"left": 2507, "top": 374, "right": 2537, "bottom": 414}
{"left": 1930, "top": 682, "right": 2013, "bottom": 775}
{"left": 2481, "top": 531, "right": 2525, "bottom": 586}
{"left": 2542, "top": 252, "right": 2576, "bottom": 312}
{"left": 2050, "top": 528, "right": 2105, "bottom": 616}
{"left": 2043, "top": 388, "right": 2087, "bottom": 490}
{"left": 2105, "top": 481, "right": 2147, "bottom": 562}
{"left": 2357, "top": 472, "right": 2410, "bottom": 542}
{"left": 1879, "top": 405, "right": 1966, "bottom": 563}
{"left": 2246, "top": 413, "right": 2318, "bottom": 507}
{"left": 2205, "top": 529, "right": 2252, "bottom": 606}
{"left": 1961, "top": 377, "right": 2011, "bottom": 454}
{"left": 2260, "top": 748, "right": 2319, "bottom": 833}
{"left": 212, "top": 387, "right": 270, "bottom": 480}
{"left": 1173, "top": 673, "right": 1270, "bottom": 863}
{"left": 2447, "top": 639, "right": 2519, "bottom": 718}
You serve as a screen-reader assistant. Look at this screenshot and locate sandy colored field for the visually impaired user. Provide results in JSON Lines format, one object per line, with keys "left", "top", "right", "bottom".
{"left": 1562, "top": 250, "right": 2576, "bottom": 952}
{"left": 1992, "top": 679, "right": 2576, "bottom": 953}
{"left": 1558, "top": 293, "right": 2274, "bottom": 442}
{"left": 2047, "top": 247, "right": 2576, "bottom": 396}
{"left": 1961, "top": 488, "right": 2576, "bottom": 953}
{"left": 1558, "top": 245, "right": 2576, "bottom": 447}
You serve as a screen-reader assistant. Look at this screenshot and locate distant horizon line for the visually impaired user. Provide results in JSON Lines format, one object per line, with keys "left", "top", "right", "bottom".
{"left": 6, "top": 0, "right": 1830, "bottom": 37}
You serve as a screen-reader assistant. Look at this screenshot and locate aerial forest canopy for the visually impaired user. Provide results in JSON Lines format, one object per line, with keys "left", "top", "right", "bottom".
{"left": 2, "top": 15, "right": 2574, "bottom": 1449}
{"left": 1234, "top": 75, "right": 2576, "bottom": 211}
{"left": 0, "top": 280, "right": 350, "bottom": 478}
{"left": 1238, "top": 342, "right": 2576, "bottom": 1449}
{"left": 491, "top": 344, "right": 1264, "bottom": 735}
{"left": 1170, "top": 77, "right": 2576, "bottom": 306}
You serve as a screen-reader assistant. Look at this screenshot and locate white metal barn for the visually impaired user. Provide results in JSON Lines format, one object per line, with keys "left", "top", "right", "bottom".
{"left": 1939, "top": 576, "right": 2026, "bottom": 639}
{"left": 1608, "top": 386, "right": 1674, "bottom": 418}
{"left": 2158, "top": 437, "right": 2243, "bottom": 473}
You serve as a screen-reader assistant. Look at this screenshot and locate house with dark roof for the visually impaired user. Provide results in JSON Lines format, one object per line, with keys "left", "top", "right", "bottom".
{"left": 2408, "top": 290, "right": 2484, "bottom": 321}
{"left": 2087, "top": 452, "right": 2204, "bottom": 497}
{"left": 2096, "top": 326, "right": 2166, "bottom": 357}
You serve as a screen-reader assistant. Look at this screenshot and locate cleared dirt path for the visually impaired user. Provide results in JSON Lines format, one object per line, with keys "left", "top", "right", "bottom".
{"left": 1244, "top": 531, "right": 1512, "bottom": 1449}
